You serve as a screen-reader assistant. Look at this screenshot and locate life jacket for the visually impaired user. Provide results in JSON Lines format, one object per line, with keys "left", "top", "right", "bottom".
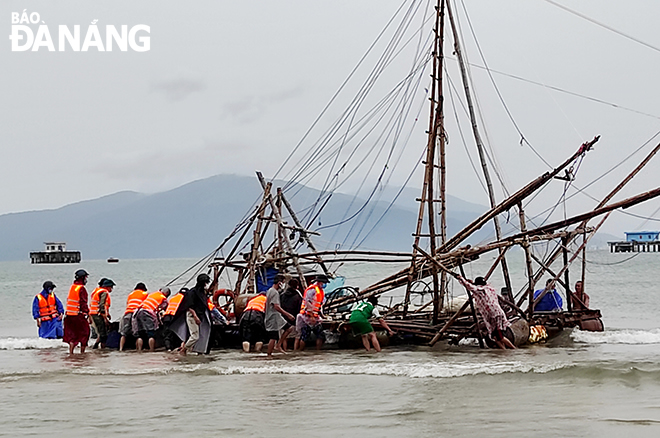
{"left": 36, "top": 292, "right": 59, "bottom": 321}
{"left": 164, "top": 293, "right": 185, "bottom": 317}
{"left": 89, "top": 287, "right": 111, "bottom": 316}
{"left": 300, "top": 283, "right": 324, "bottom": 317}
{"left": 245, "top": 294, "right": 266, "bottom": 313}
{"left": 140, "top": 291, "right": 167, "bottom": 314}
{"left": 207, "top": 299, "right": 215, "bottom": 311}
{"left": 65, "top": 284, "right": 85, "bottom": 316}
{"left": 124, "top": 289, "right": 148, "bottom": 315}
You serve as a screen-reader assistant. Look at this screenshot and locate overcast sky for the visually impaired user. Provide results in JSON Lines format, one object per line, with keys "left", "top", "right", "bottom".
{"left": 2, "top": 0, "right": 660, "bottom": 237}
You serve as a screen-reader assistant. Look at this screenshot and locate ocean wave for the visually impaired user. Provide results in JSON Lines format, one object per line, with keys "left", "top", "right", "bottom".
{"left": 0, "top": 337, "right": 66, "bottom": 350}
{"left": 572, "top": 328, "right": 660, "bottom": 344}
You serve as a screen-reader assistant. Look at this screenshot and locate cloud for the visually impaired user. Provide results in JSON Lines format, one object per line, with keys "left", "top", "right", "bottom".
{"left": 219, "top": 85, "right": 304, "bottom": 123}
{"left": 152, "top": 77, "right": 206, "bottom": 102}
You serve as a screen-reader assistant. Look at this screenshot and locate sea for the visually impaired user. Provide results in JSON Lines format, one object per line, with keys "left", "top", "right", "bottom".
{"left": 1, "top": 250, "right": 660, "bottom": 437}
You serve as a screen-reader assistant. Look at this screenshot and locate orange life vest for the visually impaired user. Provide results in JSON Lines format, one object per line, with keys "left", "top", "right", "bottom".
{"left": 90, "top": 287, "right": 111, "bottom": 316}
{"left": 300, "top": 284, "right": 324, "bottom": 317}
{"left": 36, "top": 293, "right": 59, "bottom": 321}
{"left": 124, "top": 289, "right": 148, "bottom": 315}
{"left": 65, "top": 284, "right": 85, "bottom": 316}
{"left": 245, "top": 294, "right": 266, "bottom": 313}
{"left": 140, "top": 291, "right": 167, "bottom": 313}
{"left": 207, "top": 299, "right": 215, "bottom": 311}
{"left": 164, "top": 293, "right": 185, "bottom": 316}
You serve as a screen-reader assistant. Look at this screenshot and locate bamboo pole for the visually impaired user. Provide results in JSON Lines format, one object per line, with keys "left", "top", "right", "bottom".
{"left": 246, "top": 183, "right": 272, "bottom": 293}
{"left": 445, "top": 0, "right": 512, "bottom": 296}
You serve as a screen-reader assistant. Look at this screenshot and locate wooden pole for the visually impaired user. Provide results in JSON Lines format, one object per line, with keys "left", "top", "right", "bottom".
{"left": 445, "top": 0, "right": 512, "bottom": 296}
{"left": 517, "top": 202, "right": 536, "bottom": 319}
{"left": 246, "top": 183, "right": 272, "bottom": 293}
{"left": 563, "top": 236, "right": 572, "bottom": 312}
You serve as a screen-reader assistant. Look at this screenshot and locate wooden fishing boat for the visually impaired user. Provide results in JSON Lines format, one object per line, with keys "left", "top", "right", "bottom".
{"left": 169, "top": 0, "right": 660, "bottom": 350}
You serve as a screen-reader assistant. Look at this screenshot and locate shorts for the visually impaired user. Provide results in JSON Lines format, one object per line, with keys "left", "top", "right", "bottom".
{"left": 91, "top": 315, "right": 108, "bottom": 340}
{"left": 240, "top": 310, "right": 265, "bottom": 344}
{"left": 300, "top": 323, "right": 325, "bottom": 343}
{"left": 349, "top": 319, "right": 374, "bottom": 336}
{"left": 266, "top": 330, "right": 280, "bottom": 341}
{"left": 119, "top": 313, "right": 134, "bottom": 337}
{"left": 133, "top": 309, "right": 158, "bottom": 340}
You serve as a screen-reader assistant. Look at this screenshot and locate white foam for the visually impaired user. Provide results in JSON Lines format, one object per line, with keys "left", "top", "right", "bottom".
{"left": 205, "top": 360, "right": 569, "bottom": 378}
{"left": 572, "top": 328, "right": 660, "bottom": 345}
{"left": 0, "top": 337, "right": 66, "bottom": 350}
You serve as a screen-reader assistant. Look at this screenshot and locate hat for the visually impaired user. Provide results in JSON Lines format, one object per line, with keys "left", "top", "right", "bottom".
{"left": 160, "top": 287, "right": 171, "bottom": 295}
{"left": 74, "top": 269, "right": 89, "bottom": 279}
{"left": 100, "top": 278, "right": 116, "bottom": 288}
{"left": 197, "top": 273, "right": 211, "bottom": 284}
{"left": 315, "top": 274, "right": 330, "bottom": 284}
{"left": 42, "top": 280, "right": 56, "bottom": 290}
{"left": 135, "top": 282, "right": 147, "bottom": 291}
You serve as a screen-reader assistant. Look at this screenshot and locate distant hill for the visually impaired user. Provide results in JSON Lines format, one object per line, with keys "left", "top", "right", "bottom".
{"left": 2, "top": 173, "right": 613, "bottom": 261}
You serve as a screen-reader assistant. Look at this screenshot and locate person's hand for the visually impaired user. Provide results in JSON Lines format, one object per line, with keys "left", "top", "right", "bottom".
{"left": 194, "top": 317, "right": 201, "bottom": 325}
{"left": 36, "top": 319, "right": 41, "bottom": 328}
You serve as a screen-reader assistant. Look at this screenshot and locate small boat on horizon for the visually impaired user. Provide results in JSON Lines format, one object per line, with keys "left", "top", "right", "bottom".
{"left": 107, "top": 258, "right": 119, "bottom": 263}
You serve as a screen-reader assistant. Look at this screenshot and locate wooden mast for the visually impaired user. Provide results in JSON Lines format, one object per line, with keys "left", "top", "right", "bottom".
{"left": 445, "top": 0, "right": 513, "bottom": 295}
{"left": 404, "top": 0, "right": 444, "bottom": 321}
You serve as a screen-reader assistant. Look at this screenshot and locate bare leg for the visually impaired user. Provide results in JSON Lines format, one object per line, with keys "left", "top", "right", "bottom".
{"left": 80, "top": 342, "right": 86, "bottom": 354}
{"left": 136, "top": 338, "right": 143, "bottom": 351}
{"left": 267, "top": 339, "right": 276, "bottom": 357}
{"left": 369, "top": 332, "right": 381, "bottom": 352}
{"left": 242, "top": 341, "right": 250, "bottom": 353}
{"left": 278, "top": 327, "right": 293, "bottom": 352}
{"left": 360, "top": 335, "right": 370, "bottom": 351}
{"left": 255, "top": 341, "right": 263, "bottom": 353}
{"left": 315, "top": 338, "right": 323, "bottom": 350}
{"left": 68, "top": 343, "right": 75, "bottom": 354}
{"left": 148, "top": 338, "right": 155, "bottom": 352}
{"left": 502, "top": 337, "right": 516, "bottom": 349}
{"left": 298, "top": 340, "right": 306, "bottom": 351}
{"left": 119, "top": 336, "right": 125, "bottom": 351}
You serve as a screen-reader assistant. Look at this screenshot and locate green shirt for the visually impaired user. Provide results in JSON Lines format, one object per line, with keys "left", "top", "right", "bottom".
{"left": 349, "top": 302, "right": 379, "bottom": 323}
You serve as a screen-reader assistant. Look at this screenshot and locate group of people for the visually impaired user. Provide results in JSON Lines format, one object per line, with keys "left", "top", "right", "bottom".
{"left": 32, "top": 268, "right": 592, "bottom": 354}
{"left": 32, "top": 270, "right": 219, "bottom": 355}
{"left": 239, "top": 273, "right": 395, "bottom": 356}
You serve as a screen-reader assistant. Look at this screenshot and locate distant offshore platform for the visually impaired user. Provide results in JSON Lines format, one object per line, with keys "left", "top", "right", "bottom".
{"left": 30, "top": 242, "right": 81, "bottom": 264}
{"left": 608, "top": 231, "right": 660, "bottom": 253}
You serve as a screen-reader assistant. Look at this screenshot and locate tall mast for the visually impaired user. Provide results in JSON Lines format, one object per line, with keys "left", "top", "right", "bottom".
{"left": 405, "top": 0, "right": 445, "bottom": 322}
{"left": 445, "top": 0, "right": 513, "bottom": 294}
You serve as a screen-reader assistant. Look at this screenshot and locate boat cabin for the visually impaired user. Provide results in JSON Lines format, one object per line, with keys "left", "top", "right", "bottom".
{"left": 625, "top": 231, "right": 659, "bottom": 242}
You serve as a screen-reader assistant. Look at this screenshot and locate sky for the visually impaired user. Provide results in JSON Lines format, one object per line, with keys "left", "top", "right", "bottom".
{"left": 2, "top": 0, "right": 660, "bottom": 237}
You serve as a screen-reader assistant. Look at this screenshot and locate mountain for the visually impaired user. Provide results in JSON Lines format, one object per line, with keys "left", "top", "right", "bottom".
{"left": 0, "top": 174, "right": 500, "bottom": 261}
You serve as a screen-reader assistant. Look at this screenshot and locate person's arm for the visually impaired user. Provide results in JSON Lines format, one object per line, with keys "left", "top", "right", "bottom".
{"left": 274, "top": 303, "right": 293, "bottom": 322}
{"left": 79, "top": 288, "right": 89, "bottom": 316}
{"left": 583, "top": 292, "right": 590, "bottom": 308}
{"left": 377, "top": 318, "right": 395, "bottom": 336}
{"left": 55, "top": 295, "right": 64, "bottom": 319}
{"left": 32, "top": 296, "right": 41, "bottom": 325}
{"left": 188, "top": 308, "right": 201, "bottom": 325}
{"left": 99, "top": 292, "right": 110, "bottom": 323}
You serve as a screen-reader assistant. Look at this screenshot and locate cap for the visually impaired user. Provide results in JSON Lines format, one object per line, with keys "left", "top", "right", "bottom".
{"left": 74, "top": 269, "right": 89, "bottom": 279}
{"left": 197, "top": 273, "right": 211, "bottom": 284}
{"left": 100, "top": 278, "right": 116, "bottom": 288}
{"left": 135, "top": 282, "right": 147, "bottom": 291}
{"left": 42, "top": 280, "right": 56, "bottom": 290}
{"left": 315, "top": 274, "right": 330, "bottom": 284}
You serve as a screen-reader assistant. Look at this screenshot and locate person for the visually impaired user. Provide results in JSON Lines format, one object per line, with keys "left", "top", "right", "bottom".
{"left": 162, "top": 288, "right": 188, "bottom": 350}
{"left": 63, "top": 269, "right": 91, "bottom": 354}
{"left": 89, "top": 278, "right": 115, "bottom": 349}
{"left": 278, "top": 278, "right": 303, "bottom": 352}
{"left": 296, "top": 275, "right": 328, "bottom": 351}
{"left": 133, "top": 287, "right": 170, "bottom": 351}
{"left": 571, "top": 280, "right": 590, "bottom": 310}
{"left": 240, "top": 292, "right": 267, "bottom": 353}
{"left": 457, "top": 275, "right": 516, "bottom": 350}
{"left": 533, "top": 279, "right": 563, "bottom": 312}
{"left": 348, "top": 296, "right": 395, "bottom": 352}
{"left": 265, "top": 274, "right": 294, "bottom": 357}
{"left": 179, "top": 274, "right": 212, "bottom": 356}
{"left": 32, "top": 280, "right": 64, "bottom": 339}
{"left": 119, "top": 282, "right": 148, "bottom": 351}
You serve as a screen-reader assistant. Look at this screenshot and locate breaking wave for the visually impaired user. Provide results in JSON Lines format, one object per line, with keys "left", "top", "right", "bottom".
{"left": 0, "top": 337, "right": 66, "bottom": 350}
{"left": 572, "top": 328, "right": 660, "bottom": 344}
